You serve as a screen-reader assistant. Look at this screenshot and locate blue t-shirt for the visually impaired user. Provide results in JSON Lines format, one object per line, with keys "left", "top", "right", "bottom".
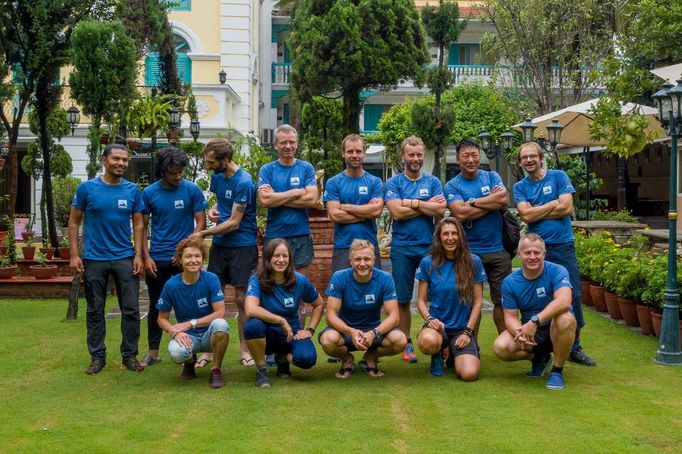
{"left": 141, "top": 179, "right": 208, "bottom": 261}
{"left": 513, "top": 170, "right": 575, "bottom": 245}
{"left": 156, "top": 271, "right": 225, "bottom": 336}
{"left": 246, "top": 272, "right": 319, "bottom": 332}
{"left": 501, "top": 261, "right": 573, "bottom": 326}
{"left": 384, "top": 173, "right": 444, "bottom": 246}
{"left": 325, "top": 268, "right": 397, "bottom": 330}
{"left": 258, "top": 159, "right": 316, "bottom": 239}
{"left": 72, "top": 177, "right": 144, "bottom": 261}
{"left": 323, "top": 171, "right": 383, "bottom": 248}
{"left": 416, "top": 254, "right": 487, "bottom": 331}
{"left": 445, "top": 170, "right": 505, "bottom": 254}
{"left": 210, "top": 168, "right": 258, "bottom": 247}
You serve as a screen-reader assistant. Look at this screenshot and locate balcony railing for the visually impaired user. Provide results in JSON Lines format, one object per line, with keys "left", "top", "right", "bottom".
{"left": 272, "top": 62, "right": 292, "bottom": 85}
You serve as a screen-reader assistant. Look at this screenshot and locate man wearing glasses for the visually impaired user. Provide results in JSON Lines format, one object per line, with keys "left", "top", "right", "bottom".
{"left": 512, "top": 142, "right": 596, "bottom": 367}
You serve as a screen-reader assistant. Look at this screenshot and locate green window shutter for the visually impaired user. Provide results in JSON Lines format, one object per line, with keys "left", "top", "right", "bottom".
{"left": 164, "top": 0, "right": 191, "bottom": 11}
{"left": 176, "top": 54, "right": 192, "bottom": 84}
{"left": 283, "top": 103, "right": 290, "bottom": 124}
{"left": 145, "top": 53, "right": 162, "bottom": 86}
{"left": 363, "top": 104, "right": 388, "bottom": 132}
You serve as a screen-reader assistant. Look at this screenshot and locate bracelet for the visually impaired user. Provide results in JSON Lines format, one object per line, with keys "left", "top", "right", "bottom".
{"left": 463, "top": 327, "right": 475, "bottom": 338}
{"left": 422, "top": 316, "right": 435, "bottom": 327}
{"left": 306, "top": 327, "right": 315, "bottom": 335}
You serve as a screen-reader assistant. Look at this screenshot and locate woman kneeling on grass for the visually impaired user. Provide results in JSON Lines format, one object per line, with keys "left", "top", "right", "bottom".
{"left": 416, "top": 217, "right": 486, "bottom": 380}
{"left": 244, "top": 238, "right": 324, "bottom": 388}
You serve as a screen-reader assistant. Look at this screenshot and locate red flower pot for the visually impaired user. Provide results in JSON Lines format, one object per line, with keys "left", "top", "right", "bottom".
{"left": 30, "top": 264, "right": 58, "bottom": 279}
{"left": 636, "top": 304, "right": 654, "bottom": 336}
{"left": 590, "top": 285, "right": 607, "bottom": 313}
{"left": 581, "top": 280, "right": 593, "bottom": 306}
{"left": 58, "top": 247, "right": 71, "bottom": 261}
{"left": 22, "top": 246, "right": 36, "bottom": 260}
{"left": 39, "top": 247, "right": 55, "bottom": 260}
{"left": 604, "top": 291, "right": 622, "bottom": 319}
{"left": 618, "top": 297, "right": 639, "bottom": 327}
{"left": 0, "top": 265, "right": 17, "bottom": 279}
{"left": 651, "top": 310, "right": 662, "bottom": 338}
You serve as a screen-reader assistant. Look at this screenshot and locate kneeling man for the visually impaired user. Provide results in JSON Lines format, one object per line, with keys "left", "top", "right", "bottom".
{"left": 157, "top": 238, "right": 229, "bottom": 388}
{"left": 319, "top": 239, "right": 407, "bottom": 378}
{"left": 493, "top": 233, "right": 576, "bottom": 390}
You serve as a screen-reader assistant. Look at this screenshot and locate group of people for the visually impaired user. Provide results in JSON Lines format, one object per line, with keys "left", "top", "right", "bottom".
{"left": 68, "top": 123, "right": 596, "bottom": 391}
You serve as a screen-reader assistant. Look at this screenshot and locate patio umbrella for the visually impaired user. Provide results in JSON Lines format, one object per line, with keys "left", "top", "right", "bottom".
{"left": 650, "top": 63, "right": 682, "bottom": 83}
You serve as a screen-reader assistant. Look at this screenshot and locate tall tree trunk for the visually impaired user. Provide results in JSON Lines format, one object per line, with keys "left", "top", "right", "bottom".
{"left": 342, "top": 87, "right": 362, "bottom": 135}
{"left": 617, "top": 157, "right": 627, "bottom": 211}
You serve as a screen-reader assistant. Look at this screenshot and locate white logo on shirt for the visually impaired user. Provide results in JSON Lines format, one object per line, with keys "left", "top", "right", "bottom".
{"left": 158, "top": 297, "right": 164, "bottom": 305}
{"left": 217, "top": 290, "right": 224, "bottom": 298}
{"left": 536, "top": 287, "right": 546, "bottom": 298}
{"left": 359, "top": 186, "right": 368, "bottom": 195}
{"left": 290, "top": 177, "right": 300, "bottom": 186}
{"left": 284, "top": 297, "right": 294, "bottom": 308}
{"left": 562, "top": 278, "right": 570, "bottom": 284}
{"left": 543, "top": 185, "right": 553, "bottom": 195}
{"left": 386, "top": 190, "right": 394, "bottom": 197}
{"left": 174, "top": 200, "right": 184, "bottom": 209}
{"left": 365, "top": 294, "right": 376, "bottom": 305}
{"left": 117, "top": 200, "right": 127, "bottom": 209}
{"left": 197, "top": 297, "right": 208, "bottom": 308}
{"left": 447, "top": 194, "right": 454, "bottom": 200}
{"left": 225, "top": 189, "right": 232, "bottom": 199}
{"left": 481, "top": 185, "right": 491, "bottom": 196}
{"left": 419, "top": 188, "right": 429, "bottom": 197}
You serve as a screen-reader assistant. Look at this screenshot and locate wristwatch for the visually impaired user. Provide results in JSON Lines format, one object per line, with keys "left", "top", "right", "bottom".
{"left": 467, "top": 198, "right": 476, "bottom": 207}
{"left": 530, "top": 315, "right": 541, "bottom": 327}
{"left": 372, "top": 329, "right": 381, "bottom": 339}
{"left": 190, "top": 319, "right": 197, "bottom": 329}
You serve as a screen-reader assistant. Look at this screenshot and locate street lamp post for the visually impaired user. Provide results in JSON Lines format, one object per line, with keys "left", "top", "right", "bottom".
{"left": 652, "top": 79, "right": 682, "bottom": 365}
{"left": 66, "top": 106, "right": 80, "bottom": 136}
{"left": 478, "top": 129, "right": 514, "bottom": 172}
{"left": 189, "top": 119, "right": 201, "bottom": 142}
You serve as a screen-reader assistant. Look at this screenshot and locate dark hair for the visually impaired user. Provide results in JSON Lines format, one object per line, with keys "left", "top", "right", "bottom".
{"left": 102, "top": 143, "right": 127, "bottom": 157}
{"left": 204, "top": 138, "right": 235, "bottom": 162}
{"left": 456, "top": 137, "right": 480, "bottom": 154}
{"left": 258, "top": 238, "right": 296, "bottom": 294}
{"left": 173, "top": 237, "right": 206, "bottom": 271}
{"left": 431, "top": 217, "right": 476, "bottom": 306}
{"left": 155, "top": 146, "right": 189, "bottom": 178}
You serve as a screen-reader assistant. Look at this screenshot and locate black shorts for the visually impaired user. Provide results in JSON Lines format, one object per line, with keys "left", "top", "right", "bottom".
{"left": 531, "top": 327, "right": 553, "bottom": 356}
{"left": 439, "top": 328, "right": 480, "bottom": 358}
{"left": 477, "top": 251, "right": 512, "bottom": 306}
{"left": 207, "top": 244, "right": 258, "bottom": 288}
{"left": 318, "top": 326, "right": 397, "bottom": 352}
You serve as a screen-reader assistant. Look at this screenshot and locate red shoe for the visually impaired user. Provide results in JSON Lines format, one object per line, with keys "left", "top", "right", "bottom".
{"left": 401, "top": 343, "right": 418, "bottom": 363}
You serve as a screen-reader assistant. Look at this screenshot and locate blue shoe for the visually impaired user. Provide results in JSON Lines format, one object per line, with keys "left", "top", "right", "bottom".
{"left": 402, "top": 343, "right": 418, "bottom": 363}
{"left": 526, "top": 353, "right": 552, "bottom": 378}
{"left": 546, "top": 372, "right": 565, "bottom": 390}
{"left": 429, "top": 352, "right": 444, "bottom": 377}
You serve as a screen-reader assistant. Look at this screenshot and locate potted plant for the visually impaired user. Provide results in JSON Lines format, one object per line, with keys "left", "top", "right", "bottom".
{"left": 39, "top": 237, "right": 55, "bottom": 260}
{"left": 20, "top": 214, "right": 35, "bottom": 242}
{"left": 21, "top": 235, "right": 36, "bottom": 260}
{"left": 0, "top": 255, "right": 17, "bottom": 279}
{"left": 58, "top": 236, "right": 71, "bottom": 261}
{"left": 30, "top": 251, "right": 58, "bottom": 279}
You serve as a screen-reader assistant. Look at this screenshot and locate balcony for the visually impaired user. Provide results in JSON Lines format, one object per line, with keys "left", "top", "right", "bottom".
{"left": 272, "top": 62, "right": 292, "bottom": 86}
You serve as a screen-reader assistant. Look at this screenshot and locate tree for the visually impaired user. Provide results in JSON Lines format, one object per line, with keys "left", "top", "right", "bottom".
{"left": 300, "top": 96, "right": 344, "bottom": 180}
{"left": 289, "top": 0, "right": 429, "bottom": 135}
{"left": 480, "top": 0, "right": 619, "bottom": 115}
{"left": 70, "top": 19, "right": 137, "bottom": 179}
{"left": 421, "top": 0, "right": 466, "bottom": 182}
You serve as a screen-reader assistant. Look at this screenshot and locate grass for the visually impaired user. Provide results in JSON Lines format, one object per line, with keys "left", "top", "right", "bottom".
{"left": 1, "top": 298, "right": 681, "bottom": 453}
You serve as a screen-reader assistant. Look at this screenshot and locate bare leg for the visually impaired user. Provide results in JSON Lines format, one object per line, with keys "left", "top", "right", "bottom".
{"left": 492, "top": 305, "right": 506, "bottom": 335}
{"left": 211, "top": 332, "right": 229, "bottom": 369}
{"left": 235, "top": 287, "right": 253, "bottom": 364}
{"left": 492, "top": 331, "right": 533, "bottom": 361}
{"left": 416, "top": 328, "right": 442, "bottom": 355}
{"left": 398, "top": 304, "right": 412, "bottom": 341}
{"left": 246, "top": 337, "right": 267, "bottom": 368}
{"left": 453, "top": 354, "right": 480, "bottom": 381}
{"left": 550, "top": 313, "right": 577, "bottom": 367}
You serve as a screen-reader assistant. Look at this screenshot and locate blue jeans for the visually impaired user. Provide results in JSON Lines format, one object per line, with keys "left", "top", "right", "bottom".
{"left": 390, "top": 244, "right": 431, "bottom": 304}
{"left": 167, "top": 319, "right": 230, "bottom": 363}
{"left": 545, "top": 241, "right": 585, "bottom": 339}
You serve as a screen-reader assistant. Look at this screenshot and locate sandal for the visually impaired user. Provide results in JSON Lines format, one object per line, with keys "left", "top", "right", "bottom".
{"left": 195, "top": 356, "right": 211, "bottom": 369}
{"left": 335, "top": 363, "right": 355, "bottom": 379}
{"left": 139, "top": 354, "right": 162, "bottom": 367}
{"left": 359, "top": 360, "right": 384, "bottom": 378}
{"left": 240, "top": 356, "right": 255, "bottom": 367}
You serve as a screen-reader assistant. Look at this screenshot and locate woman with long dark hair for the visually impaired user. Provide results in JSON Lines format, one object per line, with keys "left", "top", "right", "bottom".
{"left": 416, "top": 217, "right": 486, "bottom": 380}
{"left": 243, "top": 238, "right": 324, "bottom": 387}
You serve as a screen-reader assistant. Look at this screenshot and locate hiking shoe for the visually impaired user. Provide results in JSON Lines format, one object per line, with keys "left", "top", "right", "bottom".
{"left": 208, "top": 368, "right": 225, "bottom": 388}
{"left": 275, "top": 353, "right": 292, "bottom": 378}
{"left": 429, "top": 352, "right": 444, "bottom": 377}
{"left": 568, "top": 347, "right": 597, "bottom": 366}
{"left": 121, "top": 357, "right": 144, "bottom": 372}
{"left": 526, "top": 353, "right": 553, "bottom": 378}
{"left": 402, "top": 343, "right": 418, "bottom": 363}
{"left": 85, "top": 359, "right": 106, "bottom": 375}
{"left": 256, "top": 368, "right": 272, "bottom": 388}
{"left": 182, "top": 355, "right": 197, "bottom": 379}
{"left": 546, "top": 372, "right": 565, "bottom": 390}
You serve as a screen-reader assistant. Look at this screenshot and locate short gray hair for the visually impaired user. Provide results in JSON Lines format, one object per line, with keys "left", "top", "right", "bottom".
{"left": 274, "top": 124, "right": 298, "bottom": 143}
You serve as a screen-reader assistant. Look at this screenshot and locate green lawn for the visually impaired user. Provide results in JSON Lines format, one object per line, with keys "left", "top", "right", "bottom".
{"left": 1, "top": 298, "right": 680, "bottom": 452}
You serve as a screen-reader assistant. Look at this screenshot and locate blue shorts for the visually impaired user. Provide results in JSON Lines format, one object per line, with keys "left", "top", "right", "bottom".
{"left": 167, "top": 318, "right": 229, "bottom": 364}
{"left": 243, "top": 318, "right": 316, "bottom": 369}
{"left": 390, "top": 243, "right": 431, "bottom": 304}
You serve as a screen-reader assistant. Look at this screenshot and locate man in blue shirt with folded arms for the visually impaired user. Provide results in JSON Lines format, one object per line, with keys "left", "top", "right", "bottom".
{"left": 513, "top": 141, "right": 596, "bottom": 366}
{"left": 319, "top": 240, "right": 406, "bottom": 378}
{"left": 324, "top": 134, "right": 384, "bottom": 272}
{"left": 385, "top": 136, "right": 446, "bottom": 364}
{"left": 493, "top": 233, "right": 576, "bottom": 390}
{"left": 140, "top": 146, "right": 207, "bottom": 367}
{"left": 69, "top": 143, "right": 145, "bottom": 375}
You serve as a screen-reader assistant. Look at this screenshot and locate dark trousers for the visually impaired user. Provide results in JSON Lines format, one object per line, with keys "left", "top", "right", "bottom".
{"left": 83, "top": 258, "right": 140, "bottom": 361}
{"left": 144, "top": 261, "right": 180, "bottom": 350}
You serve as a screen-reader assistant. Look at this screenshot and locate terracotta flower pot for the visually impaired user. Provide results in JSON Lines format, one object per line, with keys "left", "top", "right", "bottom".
{"left": 30, "top": 264, "right": 58, "bottom": 279}
{"left": 0, "top": 246, "right": 7, "bottom": 256}
{"left": 21, "top": 231, "right": 35, "bottom": 242}
{"left": 58, "top": 247, "right": 71, "bottom": 261}
{"left": 581, "top": 280, "right": 593, "bottom": 306}
{"left": 21, "top": 246, "right": 36, "bottom": 260}
{"left": 637, "top": 304, "right": 654, "bottom": 335}
{"left": 0, "top": 265, "right": 17, "bottom": 279}
{"left": 651, "top": 310, "right": 662, "bottom": 338}
{"left": 39, "top": 247, "right": 55, "bottom": 260}
{"left": 618, "top": 297, "right": 639, "bottom": 327}
{"left": 604, "top": 291, "right": 622, "bottom": 319}
{"left": 589, "top": 284, "right": 607, "bottom": 313}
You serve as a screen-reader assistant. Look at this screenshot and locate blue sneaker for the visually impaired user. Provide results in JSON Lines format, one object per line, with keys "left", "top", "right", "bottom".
{"left": 526, "top": 353, "right": 552, "bottom": 378}
{"left": 429, "top": 352, "right": 444, "bottom": 377}
{"left": 402, "top": 343, "right": 418, "bottom": 363}
{"left": 546, "top": 372, "right": 565, "bottom": 390}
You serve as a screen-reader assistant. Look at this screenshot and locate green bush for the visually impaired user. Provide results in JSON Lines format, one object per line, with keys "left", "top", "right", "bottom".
{"left": 52, "top": 177, "right": 81, "bottom": 227}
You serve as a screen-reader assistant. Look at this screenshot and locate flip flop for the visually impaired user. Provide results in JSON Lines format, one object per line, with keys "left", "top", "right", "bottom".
{"left": 240, "top": 356, "right": 255, "bottom": 367}
{"left": 359, "top": 360, "right": 384, "bottom": 378}
{"left": 335, "top": 363, "right": 355, "bottom": 379}
{"left": 195, "top": 357, "right": 211, "bottom": 369}
{"left": 139, "top": 354, "right": 162, "bottom": 367}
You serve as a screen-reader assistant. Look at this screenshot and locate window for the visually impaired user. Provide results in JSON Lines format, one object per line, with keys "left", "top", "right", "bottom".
{"left": 448, "top": 43, "right": 482, "bottom": 66}
{"left": 164, "top": 0, "right": 190, "bottom": 11}
{"left": 363, "top": 104, "right": 391, "bottom": 133}
{"left": 145, "top": 35, "right": 192, "bottom": 86}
